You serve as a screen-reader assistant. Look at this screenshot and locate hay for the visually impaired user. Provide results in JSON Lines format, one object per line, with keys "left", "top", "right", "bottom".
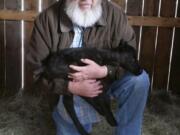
{"left": 142, "top": 90, "right": 180, "bottom": 135}
{"left": 0, "top": 94, "right": 55, "bottom": 135}
{"left": 0, "top": 91, "right": 180, "bottom": 135}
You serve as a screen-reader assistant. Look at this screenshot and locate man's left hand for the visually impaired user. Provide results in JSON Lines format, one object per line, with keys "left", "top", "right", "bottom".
{"left": 68, "top": 59, "right": 107, "bottom": 81}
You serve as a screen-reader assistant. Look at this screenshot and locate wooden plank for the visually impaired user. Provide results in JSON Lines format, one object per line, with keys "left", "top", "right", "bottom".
{"left": 0, "top": 0, "right": 3, "bottom": 9}
{"left": 140, "top": 0, "right": 159, "bottom": 91}
{"left": 25, "top": 0, "right": 38, "bottom": 11}
{"left": 0, "top": 0, "right": 5, "bottom": 96}
{"left": 0, "top": 10, "right": 37, "bottom": 21}
{"left": 1, "top": 10, "right": 180, "bottom": 27}
{"left": 169, "top": 1, "right": 180, "bottom": 95}
{"left": 128, "top": 16, "right": 180, "bottom": 27}
{"left": 126, "top": 0, "right": 143, "bottom": 16}
{"left": 0, "top": 21, "right": 5, "bottom": 95}
{"left": 5, "top": 0, "right": 21, "bottom": 95}
{"left": 140, "top": 27, "right": 156, "bottom": 84}
{"left": 5, "top": 21, "right": 22, "bottom": 94}
{"left": 153, "top": 0, "right": 176, "bottom": 90}
{"left": 133, "top": 26, "right": 140, "bottom": 49}
{"left": 24, "top": 0, "right": 38, "bottom": 93}
{"left": 126, "top": 0, "right": 143, "bottom": 54}
{"left": 24, "top": 22, "right": 34, "bottom": 93}
{"left": 169, "top": 29, "right": 180, "bottom": 95}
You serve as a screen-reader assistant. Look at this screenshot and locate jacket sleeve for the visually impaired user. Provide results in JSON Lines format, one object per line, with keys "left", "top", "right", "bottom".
{"left": 107, "top": 7, "right": 137, "bottom": 80}
{"left": 118, "top": 12, "right": 137, "bottom": 49}
{"left": 26, "top": 13, "right": 70, "bottom": 95}
{"left": 106, "top": 65, "right": 126, "bottom": 80}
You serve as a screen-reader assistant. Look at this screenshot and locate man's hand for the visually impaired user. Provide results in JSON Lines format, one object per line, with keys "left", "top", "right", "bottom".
{"left": 68, "top": 59, "right": 108, "bottom": 81}
{"left": 68, "top": 79, "right": 103, "bottom": 97}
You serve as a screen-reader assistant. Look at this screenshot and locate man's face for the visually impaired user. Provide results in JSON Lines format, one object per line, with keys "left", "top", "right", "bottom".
{"left": 65, "top": 0, "right": 102, "bottom": 27}
{"left": 78, "top": 0, "right": 93, "bottom": 10}
{"left": 69, "top": 0, "right": 95, "bottom": 10}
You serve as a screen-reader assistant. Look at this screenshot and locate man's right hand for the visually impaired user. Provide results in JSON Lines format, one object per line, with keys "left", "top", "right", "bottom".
{"left": 68, "top": 79, "right": 103, "bottom": 97}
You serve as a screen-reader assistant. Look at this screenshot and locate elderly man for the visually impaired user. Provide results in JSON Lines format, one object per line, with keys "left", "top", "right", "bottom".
{"left": 27, "top": 0, "right": 150, "bottom": 135}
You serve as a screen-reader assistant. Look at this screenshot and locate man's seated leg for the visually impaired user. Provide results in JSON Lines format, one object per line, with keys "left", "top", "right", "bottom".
{"left": 52, "top": 108, "right": 92, "bottom": 135}
{"left": 109, "top": 70, "right": 150, "bottom": 135}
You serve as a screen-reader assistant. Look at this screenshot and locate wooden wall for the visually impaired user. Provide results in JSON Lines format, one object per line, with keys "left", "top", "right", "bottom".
{"left": 0, "top": 1, "right": 5, "bottom": 96}
{"left": 0, "top": 0, "right": 180, "bottom": 96}
{"left": 170, "top": 1, "right": 180, "bottom": 94}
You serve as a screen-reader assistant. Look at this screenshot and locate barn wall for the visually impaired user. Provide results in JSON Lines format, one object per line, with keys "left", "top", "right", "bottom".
{"left": 0, "top": 0, "right": 180, "bottom": 96}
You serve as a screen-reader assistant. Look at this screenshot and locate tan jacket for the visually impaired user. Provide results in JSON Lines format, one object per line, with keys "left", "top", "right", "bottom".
{"left": 26, "top": 0, "right": 136, "bottom": 99}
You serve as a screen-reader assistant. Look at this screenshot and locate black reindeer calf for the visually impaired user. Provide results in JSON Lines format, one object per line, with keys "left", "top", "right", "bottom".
{"left": 39, "top": 42, "right": 142, "bottom": 135}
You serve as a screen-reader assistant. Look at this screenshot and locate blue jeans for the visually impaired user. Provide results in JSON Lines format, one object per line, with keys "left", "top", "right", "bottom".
{"left": 52, "top": 70, "right": 150, "bottom": 135}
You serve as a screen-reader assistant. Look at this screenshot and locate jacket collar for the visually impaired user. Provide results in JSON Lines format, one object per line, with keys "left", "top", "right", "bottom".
{"left": 59, "top": 0, "right": 107, "bottom": 33}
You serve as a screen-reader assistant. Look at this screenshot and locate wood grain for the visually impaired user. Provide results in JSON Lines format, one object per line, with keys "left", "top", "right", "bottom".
{"left": 1, "top": 10, "right": 180, "bottom": 27}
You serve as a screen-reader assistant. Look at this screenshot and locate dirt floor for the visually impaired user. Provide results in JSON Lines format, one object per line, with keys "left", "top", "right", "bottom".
{"left": 0, "top": 90, "right": 180, "bottom": 135}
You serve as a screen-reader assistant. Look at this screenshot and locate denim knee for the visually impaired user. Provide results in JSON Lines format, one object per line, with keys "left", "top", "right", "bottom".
{"left": 109, "top": 70, "right": 150, "bottom": 101}
{"left": 110, "top": 70, "right": 150, "bottom": 123}
{"left": 129, "top": 70, "right": 150, "bottom": 94}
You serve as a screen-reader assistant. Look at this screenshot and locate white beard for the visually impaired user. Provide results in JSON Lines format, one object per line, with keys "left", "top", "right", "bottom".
{"left": 65, "top": 0, "right": 102, "bottom": 28}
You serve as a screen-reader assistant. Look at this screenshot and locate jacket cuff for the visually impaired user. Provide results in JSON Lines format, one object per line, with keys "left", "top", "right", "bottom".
{"left": 106, "top": 65, "right": 126, "bottom": 80}
{"left": 106, "top": 65, "right": 116, "bottom": 80}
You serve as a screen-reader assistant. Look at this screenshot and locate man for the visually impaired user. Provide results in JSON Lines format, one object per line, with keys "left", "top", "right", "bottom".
{"left": 27, "top": 0, "right": 150, "bottom": 135}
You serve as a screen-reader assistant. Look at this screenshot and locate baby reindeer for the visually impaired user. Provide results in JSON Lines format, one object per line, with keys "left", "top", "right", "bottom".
{"left": 39, "top": 41, "right": 142, "bottom": 135}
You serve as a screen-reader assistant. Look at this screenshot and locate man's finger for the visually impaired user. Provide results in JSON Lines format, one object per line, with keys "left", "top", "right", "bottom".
{"left": 95, "top": 90, "right": 103, "bottom": 94}
{"left": 91, "top": 90, "right": 103, "bottom": 97}
{"left": 87, "top": 79, "right": 98, "bottom": 83}
{"left": 69, "top": 65, "right": 84, "bottom": 71}
{"left": 68, "top": 73, "right": 82, "bottom": 80}
{"left": 94, "top": 84, "right": 103, "bottom": 90}
{"left": 81, "top": 58, "right": 95, "bottom": 65}
{"left": 68, "top": 73, "right": 76, "bottom": 78}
